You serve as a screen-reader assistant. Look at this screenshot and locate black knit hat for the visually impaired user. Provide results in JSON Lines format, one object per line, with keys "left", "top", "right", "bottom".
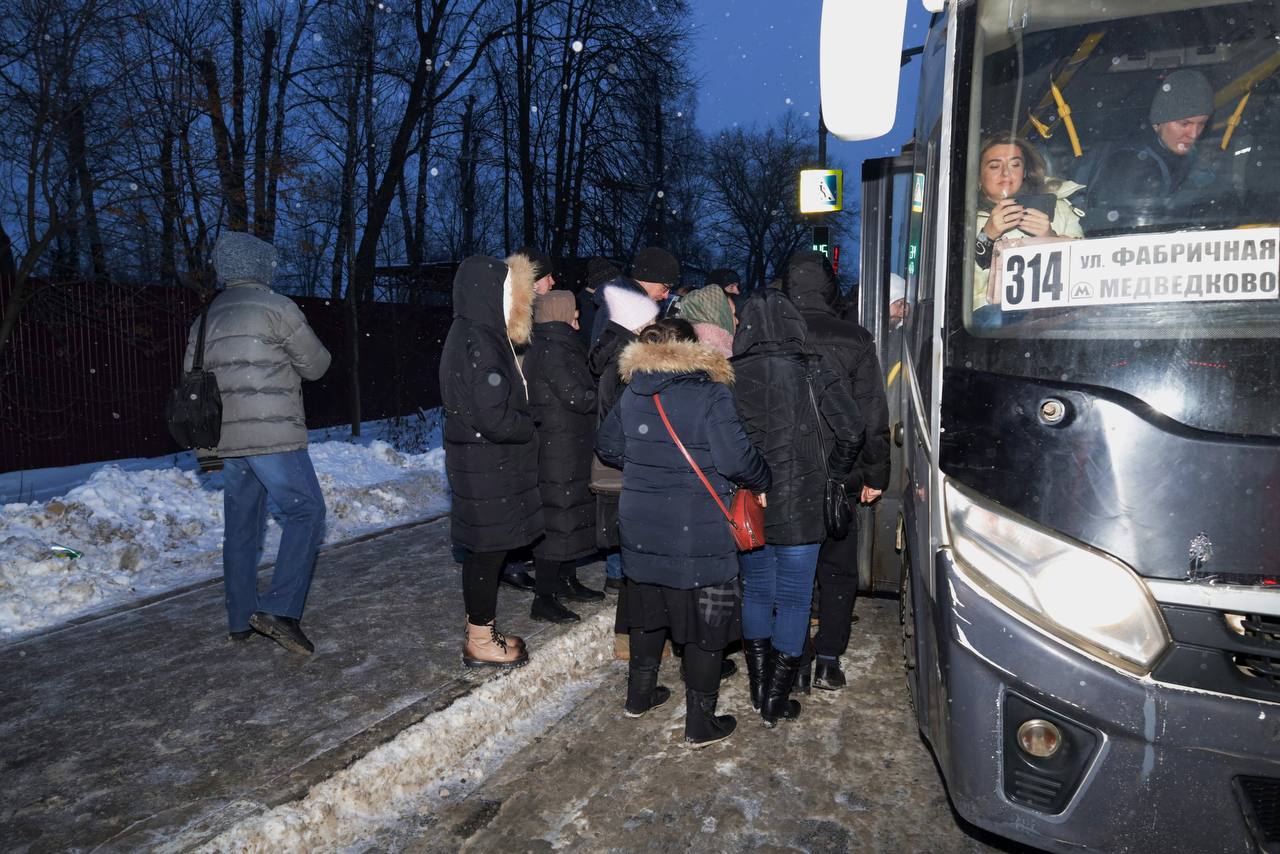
{"left": 586, "top": 257, "right": 621, "bottom": 289}
{"left": 518, "top": 246, "right": 553, "bottom": 280}
{"left": 630, "top": 246, "right": 680, "bottom": 286}
{"left": 706, "top": 267, "right": 740, "bottom": 289}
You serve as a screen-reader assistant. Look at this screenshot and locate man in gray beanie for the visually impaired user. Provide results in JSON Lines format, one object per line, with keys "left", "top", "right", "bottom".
{"left": 1084, "top": 69, "right": 1216, "bottom": 228}
{"left": 183, "top": 230, "right": 332, "bottom": 654}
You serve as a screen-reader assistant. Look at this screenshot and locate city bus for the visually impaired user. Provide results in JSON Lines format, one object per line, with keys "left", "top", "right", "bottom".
{"left": 825, "top": 1, "right": 1280, "bottom": 851}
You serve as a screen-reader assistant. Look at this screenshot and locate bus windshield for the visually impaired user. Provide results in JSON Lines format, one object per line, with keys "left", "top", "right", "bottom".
{"left": 949, "top": 0, "right": 1280, "bottom": 438}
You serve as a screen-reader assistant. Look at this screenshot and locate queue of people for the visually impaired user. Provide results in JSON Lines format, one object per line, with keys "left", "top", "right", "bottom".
{"left": 434, "top": 244, "right": 889, "bottom": 748}
{"left": 184, "top": 229, "right": 890, "bottom": 748}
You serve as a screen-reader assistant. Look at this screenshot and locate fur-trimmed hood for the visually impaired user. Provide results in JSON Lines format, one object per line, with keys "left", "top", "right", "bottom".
{"left": 503, "top": 251, "right": 537, "bottom": 345}
{"left": 617, "top": 339, "right": 734, "bottom": 395}
{"left": 450, "top": 253, "right": 536, "bottom": 345}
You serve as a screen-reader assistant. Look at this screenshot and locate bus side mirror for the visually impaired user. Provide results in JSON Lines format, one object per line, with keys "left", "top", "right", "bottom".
{"left": 820, "top": 0, "right": 909, "bottom": 141}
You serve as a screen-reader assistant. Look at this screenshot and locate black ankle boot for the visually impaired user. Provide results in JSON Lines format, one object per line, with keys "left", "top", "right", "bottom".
{"left": 682, "top": 688, "right": 736, "bottom": 748}
{"left": 760, "top": 650, "right": 803, "bottom": 727}
{"left": 531, "top": 594, "right": 580, "bottom": 623}
{"left": 743, "top": 638, "right": 771, "bottom": 711}
{"left": 624, "top": 662, "right": 671, "bottom": 718}
{"left": 814, "top": 657, "right": 847, "bottom": 690}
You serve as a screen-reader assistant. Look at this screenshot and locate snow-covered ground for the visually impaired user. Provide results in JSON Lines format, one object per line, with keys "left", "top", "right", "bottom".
{"left": 0, "top": 411, "right": 450, "bottom": 641}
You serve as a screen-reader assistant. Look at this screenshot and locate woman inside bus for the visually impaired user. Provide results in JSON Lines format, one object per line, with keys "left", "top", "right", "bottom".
{"left": 595, "top": 318, "right": 770, "bottom": 748}
{"left": 972, "top": 133, "right": 1085, "bottom": 324}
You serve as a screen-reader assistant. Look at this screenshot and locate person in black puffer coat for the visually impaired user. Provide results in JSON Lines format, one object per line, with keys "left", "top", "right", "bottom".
{"left": 587, "top": 284, "right": 660, "bottom": 591}
{"left": 596, "top": 319, "right": 771, "bottom": 748}
{"left": 732, "top": 290, "right": 866, "bottom": 726}
{"left": 524, "top": 291, "right": 604, "bottom": 625}
{"left": 440, "top": 253, "right": 543, "bottom": 669}
{"left": 783, "top": 250, "right": 891, "bottom": 691}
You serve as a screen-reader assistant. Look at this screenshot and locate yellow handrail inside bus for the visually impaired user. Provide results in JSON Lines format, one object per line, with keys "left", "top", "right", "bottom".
{"left": 1213, "top": 53, "right": 1280, "bottom": 112}
{"left": 1221, "top": 90, "right": 1251, "bottom": 151}
{"left": 1050, "top": 83, "right": 1083, "bottom": 157}
{"left": 1021, "top": 31, "right": 1105, "bottom": 141}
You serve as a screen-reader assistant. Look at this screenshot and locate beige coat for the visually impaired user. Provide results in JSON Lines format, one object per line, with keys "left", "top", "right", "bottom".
{"left": 973, "top": 180, "right": 1085, "bottom": 312}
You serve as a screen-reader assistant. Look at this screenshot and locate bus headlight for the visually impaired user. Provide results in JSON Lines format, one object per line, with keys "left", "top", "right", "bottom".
{"left": 944, "top": 479, "right": 1169, "bottom": 674}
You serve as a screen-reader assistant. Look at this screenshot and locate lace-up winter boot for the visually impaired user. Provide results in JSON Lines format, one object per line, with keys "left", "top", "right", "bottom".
{"left": 624, "top": 661, "right": 671, "bottom": 718}
{"left": 743, "top": 638, "right": 771, "bottom": 711}
{"left": 462, "top": 620, "right": 529, "bottom": 669}
{"left": 682, "top": 689, "right": 737, "bottom": 748}
{"left": 760, "top": 649, "right": 803, "bottom": 727}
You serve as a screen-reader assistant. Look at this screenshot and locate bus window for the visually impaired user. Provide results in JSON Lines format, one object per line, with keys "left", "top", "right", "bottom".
{"left": 949, "top": 0, "right": 1280, "bottom": 439}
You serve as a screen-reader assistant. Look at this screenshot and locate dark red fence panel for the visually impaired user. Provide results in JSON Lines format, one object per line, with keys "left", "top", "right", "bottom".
{"left": 0, "top": 276, "right": 454, "bottom": 474}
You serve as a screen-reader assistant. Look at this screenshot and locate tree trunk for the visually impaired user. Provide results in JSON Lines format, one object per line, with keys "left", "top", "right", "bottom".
{"left": 65, "top": 107, "right": 107, "bottom": 280}
{"left": 197, "top": 51, "right": 249, "bottom": 230}
{"left": 411, "top": 104, "right": 433, "bottom": 267}
{"left": 253, "top": 27, "right": 276, "bottom": 238}
{"left": 459, "top": 94, "right": 477, "bottom": 257}
{"left": 515, "top": 0, "right": 536, "bottom": 247}
{"left": 230, "top": 0, "right": 246, "bottom": 191}
{"left": 158, "top": 125, "right": 179, "bottom": 287}
{"left": 267, "top": 3, "right": 315, "bottom": 242}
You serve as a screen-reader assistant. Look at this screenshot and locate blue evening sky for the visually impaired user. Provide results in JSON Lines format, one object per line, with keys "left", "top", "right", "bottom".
{"left": 687, "top": 1, "right": 935, "bottom": 182}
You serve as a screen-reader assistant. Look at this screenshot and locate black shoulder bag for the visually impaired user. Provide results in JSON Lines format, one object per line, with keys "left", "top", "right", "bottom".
{"left": 166, "top": 301, "right": 223, "bottom": 449}
{"left": 805, "top": 375, "right": 853, "bottom": 540}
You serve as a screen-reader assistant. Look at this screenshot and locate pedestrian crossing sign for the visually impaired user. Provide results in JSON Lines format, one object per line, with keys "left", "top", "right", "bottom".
{"left": 799, "top": 169, "right": 843, "bottom": 213}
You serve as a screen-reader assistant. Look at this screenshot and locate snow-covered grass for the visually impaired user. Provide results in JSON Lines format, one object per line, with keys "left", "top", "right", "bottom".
{"left": 0, "top": 410, "right": 450, "bottom": 641}
{"left": 198, "top": 610, "right": 616, "bottom": 853}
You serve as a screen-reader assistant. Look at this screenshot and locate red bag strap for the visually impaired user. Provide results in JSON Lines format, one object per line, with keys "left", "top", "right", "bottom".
{"left": 653, "top": 393, "right": 733, "bottom": 523}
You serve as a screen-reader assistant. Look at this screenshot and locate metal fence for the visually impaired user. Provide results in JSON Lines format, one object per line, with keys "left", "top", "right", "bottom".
{"left": 0, "top": 270, "right": 456, "bottom": 475}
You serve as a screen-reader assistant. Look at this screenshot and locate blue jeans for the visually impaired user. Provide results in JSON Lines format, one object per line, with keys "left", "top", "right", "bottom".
{"left": 739, "top": 543, "right": 822, "bottom": 657}
{"left": 605, "top": 550, "right": 623, "bottom": 580}
{"left": 221, "top": 450, "right": 326, "bottom": 631}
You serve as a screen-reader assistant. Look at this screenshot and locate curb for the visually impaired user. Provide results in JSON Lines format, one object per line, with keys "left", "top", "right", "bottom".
{"left": 191, "top": 608, "right": 617, "bottom": 852}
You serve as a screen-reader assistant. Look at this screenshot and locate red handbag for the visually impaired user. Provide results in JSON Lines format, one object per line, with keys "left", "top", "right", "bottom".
{"left": 653, "top": 394, "right": 765, "bottom": 552}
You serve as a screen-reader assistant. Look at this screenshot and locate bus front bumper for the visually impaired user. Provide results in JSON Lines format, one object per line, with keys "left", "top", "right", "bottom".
{"left": 934, "top": 549, "right": 1280, "bottom": 854}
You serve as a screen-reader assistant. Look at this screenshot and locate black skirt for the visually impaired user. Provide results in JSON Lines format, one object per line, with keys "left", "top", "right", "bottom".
{"left": 618, "top": 577, "right": 741, "bottom": 651}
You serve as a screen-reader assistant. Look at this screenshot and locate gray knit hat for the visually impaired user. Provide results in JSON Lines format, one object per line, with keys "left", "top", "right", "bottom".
{"left": 1149, "top": 70, "right": 1214, "bottom": 125}
{"left": 212, "top": 231, "right": 278, "bottom": 285}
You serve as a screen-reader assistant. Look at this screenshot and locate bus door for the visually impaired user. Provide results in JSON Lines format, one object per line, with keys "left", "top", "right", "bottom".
{"left": 856, "top": 153, "right": 915, "bottom": 594}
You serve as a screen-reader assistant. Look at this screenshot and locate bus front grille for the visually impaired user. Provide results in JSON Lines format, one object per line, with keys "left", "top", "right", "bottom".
{"left": 1236, "top": 776, "right": 1280, "bottom": 852}
{"left": 1151, "top": 604, "right": 1280, "bottom": 704}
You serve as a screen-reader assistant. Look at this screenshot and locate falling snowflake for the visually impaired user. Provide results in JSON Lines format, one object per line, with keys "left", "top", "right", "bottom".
{"left": 572, "top": 39, "right": 584, "bottom": 53}
{"left": 430, "top": 167, "right": 439, "bottom": 177}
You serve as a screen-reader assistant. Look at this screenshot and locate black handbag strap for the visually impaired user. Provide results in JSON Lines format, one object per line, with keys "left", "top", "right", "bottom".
{"left": 192, "top": 300, "right": 211, "bottom": 372}
{"left": 804, "top": 374, "right": 833, "bottom": 481}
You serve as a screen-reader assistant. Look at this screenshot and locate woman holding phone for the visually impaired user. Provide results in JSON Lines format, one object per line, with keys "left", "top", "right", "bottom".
{"left": 973, "top": 133, "right": 1085, "bottom": 315}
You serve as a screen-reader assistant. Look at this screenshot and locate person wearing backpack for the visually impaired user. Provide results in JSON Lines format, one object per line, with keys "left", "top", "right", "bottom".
{"left": 183, "top": 231, "right": 331, "bottom": 655}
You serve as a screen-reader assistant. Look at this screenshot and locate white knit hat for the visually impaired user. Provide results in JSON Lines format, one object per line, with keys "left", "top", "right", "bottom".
{"left": 604, "top": 284, "right": 659, "bottom": 333}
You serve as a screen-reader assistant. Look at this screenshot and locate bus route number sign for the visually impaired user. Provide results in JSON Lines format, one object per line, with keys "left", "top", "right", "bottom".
{"left": 998, "top": 228, "right": 1280, "bottom": 312}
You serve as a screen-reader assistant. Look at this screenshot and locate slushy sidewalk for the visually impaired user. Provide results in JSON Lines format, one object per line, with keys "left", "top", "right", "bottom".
{"left": 0, "top": 517, "right": 609, "bottom": 852}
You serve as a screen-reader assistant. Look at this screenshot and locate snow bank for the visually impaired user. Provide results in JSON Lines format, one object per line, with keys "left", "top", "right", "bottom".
{"left": 0, "top": 413, "right": 449, "bottom": 640}
{"left": 199, "top": 610, "right": 616, "bottom": 852}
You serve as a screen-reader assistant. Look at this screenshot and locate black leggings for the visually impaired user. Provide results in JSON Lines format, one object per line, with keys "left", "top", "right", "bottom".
{"left": 629, "top": 628, "right": 722, "bottom": 693}
{"left": 463, "top": 550, "right": 508, "bottom": 625}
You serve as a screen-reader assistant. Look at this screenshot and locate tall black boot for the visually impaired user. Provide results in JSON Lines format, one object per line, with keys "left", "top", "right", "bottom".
{"left": 624, "top": 661, "right": 671, "bottom": 718}
{"left": 743, "top": 637, "right": 771, "bottom": 711}
{"left": 683, "top": 688, "right": 737, "bottom": 748}
{"left": 760, "top": 649, "right": 803, "bottom": 728}
{"left": 794, "top": 639, "right": 813, "bottom": 696}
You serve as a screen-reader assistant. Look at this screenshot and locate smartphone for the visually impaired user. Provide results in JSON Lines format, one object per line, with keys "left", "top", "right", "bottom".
{"left": 1013, "top": 193, "right": 1057, "bottom": 218}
